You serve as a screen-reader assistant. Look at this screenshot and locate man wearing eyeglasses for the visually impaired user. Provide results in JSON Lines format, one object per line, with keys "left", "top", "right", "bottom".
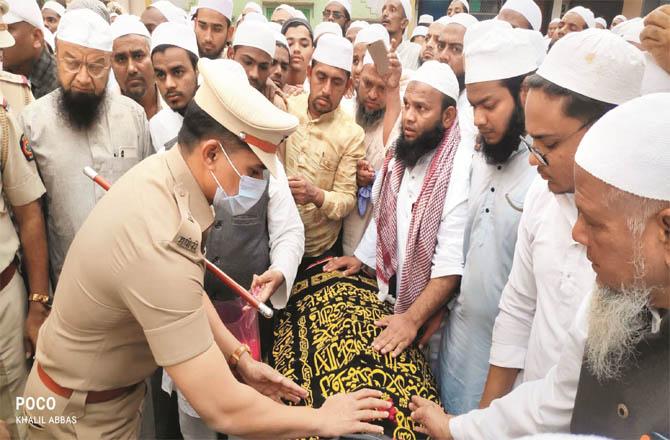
{"left": 18, "top": 9, "right": 152, "bottom": 286}
{"left": 322, "top": 0, "right": 351, "bottom": 34}
{"left": 477, "top": 30, "right": 645, "bottom": 411}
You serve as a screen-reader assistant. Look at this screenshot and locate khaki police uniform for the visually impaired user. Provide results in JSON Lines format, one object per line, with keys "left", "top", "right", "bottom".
{"left": 0, "top": 96, "right": 46, "bottom": 440}
{"left": 0, "top": 71, "right": 33, "bottom": 117}
{"left": 21, "top": 58, "right": 299, "bottom": 439}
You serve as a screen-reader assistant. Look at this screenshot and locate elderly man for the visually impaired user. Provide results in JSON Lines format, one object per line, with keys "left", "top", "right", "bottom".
{"left": 5, "top": 0, "right": 58, "bottom": 99}
{"left": 282, "top": 34, "right": 364, "bottom": 263}
{"left": 149, "top": 22, "right": 200, "bottom": 153}
{"left": 19, "top": 9, "right": 152, "bottom": 285}
{"left": 381, "top": 0, "right": 421, "bottom": 70}
{"left": 327, "top": 60, "right": 470, "bottom": 361}
{"left": 193, "top": 0, "right": 233, "bottom": 59}
{"left": 553, "top": 6, "right": 594, "bottom": 44}
{"left": 478, "top": 29, "right": 646, "bottom": 410}
{"left": 341, "top": 51, "right": 401, "bottom": 255}
{"left": 411, "top": 92, "right": 669, "bottom": 440}
{"left": 438, "top": 21, "right": 538, "bottom": 415}
{"left": 322, "top": 0, "right": 351, "bottom": 34}
{"left": 111, "top": 15, "right": 163, "bottom": 119}
{"left": 497, "top": 0, "right": 542, "bottom": 31}
{"left": 41, "top": 1, "right": 64, "bottom": 33}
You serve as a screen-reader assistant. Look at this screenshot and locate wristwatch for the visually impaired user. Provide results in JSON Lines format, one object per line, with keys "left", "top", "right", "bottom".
{"left": 28, "top": 293, "right": 50, "bottom": 304}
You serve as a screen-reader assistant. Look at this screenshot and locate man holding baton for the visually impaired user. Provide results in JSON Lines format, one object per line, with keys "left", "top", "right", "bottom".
{"left": 21, "top": 58, "right": 390, "bottom": 439}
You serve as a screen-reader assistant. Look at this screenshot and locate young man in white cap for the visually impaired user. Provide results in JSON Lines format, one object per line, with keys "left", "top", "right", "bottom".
{"left": 271, "top": 32, "right": 290, "bottom": 90}
{"left": 478, "top": 29, "right": 646, "bottom": 410}
{"left": 326, "top": 60, "right": 469, "bottom": 361}
{"left": 611, "top": 13, "right": 627, "bottom": 29}
{"left": 281, "top": 18, "right": 314, "bottom": 88}
{"left": 498, "top": 0, "right": 542, "bottom": 30}
{"left": 111, "top": 14, "right": 164, "bottom": 120}
{"left": 282, "top": 34, "right": 364, "bottom": 264}
{"left": 447, "top": 0, "right": 469, "bottom": 16}
{"left": 228, "top": 20, "right": 275, "bottom": 94}
{"left": 553, "top": 6, "right": 594, "bottom": 45}
{"left": 437, "top": 20, "right": 538, "bottom": 415}
{"left": 5, "top": 0, "right": 58, "bottom": 99}
{"left": 149, "top": 21, "right": 200, "bottom": 152}
{"left": 21, "top": 56, "right": 392, "bottom": 440}
{"left": 411, "top": 92, "right": 670, "bottom": 440}
{"left": 381, "top": 0, "right": 421, "bottom": 70}
{"left": 434, "top": 14, "right": 478, "bottom": 157}
{"left": 41, "top": 1, "right": 64, "bottom": 33}
{"left": 322, "top": 0, "right": 351, "bottom": 34}
{"left": 0, "top": 3, "right": 49, "bottom": 438}
{"left": 193, "top": 0, "right": 233, "bottom": 60}
{"left": 341, "top": 49, "right": 402, "bottom": 255}
{"left": 18, "top": 8, "right": 152, "bottom": 285}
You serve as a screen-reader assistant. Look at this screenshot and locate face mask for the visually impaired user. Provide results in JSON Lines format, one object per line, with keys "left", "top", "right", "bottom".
{"left": 210, "top": 143, "right": 267, "bottom": 216}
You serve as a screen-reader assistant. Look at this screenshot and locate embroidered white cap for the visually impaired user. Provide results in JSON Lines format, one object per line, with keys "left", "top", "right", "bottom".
{"left": 594, "top": 17, "right": 606, "bottom": 28}
{"left": 42, "top": 1, "right": 65, "bottom": 16}
{"left": 349, "top": 20, "right": 369, "bottom": 31}
{"left": 354, "top": 22, "right": 389, "bottom": 47}
{"left": 312, "top": 33, "right": 353, "bottom": 72}
{"left": 537, "top": 29, "right": 645, "bottom": 104}
{"left": 325, "top": 0, "right": 351, "bottom": 16}
{"left": 564, "top": 6, "right": 595, "bottom": 29}
{"left": 575, "top": 93, "right": 670, "bottom": 201}
{"left": 151, "top": 21, "right": 199, "bottom": 57}
{"left": 499, "top": 0, "right": 542, "bottom": 31}
{"left": 111, "top": 14, "right": 151, "bottom": 40}
{"left": 411, "top": 25, "right": 428, "bottom": 39}
{"left": 314, "top": 21, "right": 343, "bottom": 42}
{"left": 445, "top": 12, "right": 478, "bottom": 29}
{"left": 233, "top": 20, "right": 275, "bottom": 58}
{"left": 274, "top": 31, "right": 288, "bottom": 48}
{"left": 410, "top": 60, "right": 459, "bottom": 101}
{"left": 194, "top": 58, "right": 299, "bottom": 178}
{"left": 195, "top": 0, "right": 233, "bottom": 21}
{"left": 151, "top": 1, "right": 188, "bottom": 24}
{"left": 56, "top": 8, "right": 113, "bottom": 51}
{"left": 243, "top": 1, "right": 262, "bottom": 14}
{"left": 418, "top": 14, "right": 433, "bottom": 25}
{"left": 6, "top": 0, "right": 43, "bottom": 30}
{"left": 464, "top": 20, "right": 538, "bottom": 84}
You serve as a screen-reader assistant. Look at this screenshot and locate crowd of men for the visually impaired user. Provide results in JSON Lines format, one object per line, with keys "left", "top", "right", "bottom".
{"left": 0, "top": 0, "right": 668, "bottom": 438}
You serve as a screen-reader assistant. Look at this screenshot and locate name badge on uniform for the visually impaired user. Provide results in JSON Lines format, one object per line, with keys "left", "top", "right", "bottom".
{"left": 175, "top": 235, "right": 199, "bottom": 253}
{"left": 117, "top": 146, "right": 138, "bottom": 158}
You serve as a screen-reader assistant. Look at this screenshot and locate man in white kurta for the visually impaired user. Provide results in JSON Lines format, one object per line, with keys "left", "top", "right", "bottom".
{"left": 20, "top": 10, "right": 153, "bottom": 285}
{"left": 480, "top": 30, "right": 646, "bottom": 405}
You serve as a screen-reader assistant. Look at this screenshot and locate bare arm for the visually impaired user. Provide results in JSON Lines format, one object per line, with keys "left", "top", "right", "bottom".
{"left": 12, "top": 199, "right": 49, "bottom": 295}
{"left": 383, "top": 44, "right": 402, "bottom": 147}
{"left": 478, "top": 365, "right": 520, "bottom": 408}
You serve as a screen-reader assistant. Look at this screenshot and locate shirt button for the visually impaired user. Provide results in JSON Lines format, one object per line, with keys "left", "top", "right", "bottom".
{"left": 485, "top": 208, "right": 490, "bottom": 213}
{"left": 497, "top": 165, "right": 502, "bottom": 170}
{"left": 212, "top": 256, "right": 220, "bottom": 265}
{"left": 179, "top": 190, "right": 186, "bottom": 197}
{"left": 214, "top": 221, "right": 222, "bottom": 230}
{"left": 616, "top": 403, "right": 629, "bottom": 419}
{"left": 491, "top": 187, "right": 495, "bottom": 192}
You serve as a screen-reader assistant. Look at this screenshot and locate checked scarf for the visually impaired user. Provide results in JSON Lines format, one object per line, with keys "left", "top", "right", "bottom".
{"left": 374, "top": 119, "right": 461, "bottom": 314}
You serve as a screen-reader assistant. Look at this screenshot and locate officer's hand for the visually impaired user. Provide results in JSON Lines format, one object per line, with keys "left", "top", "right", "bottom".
{"left": 288, "top": 176, "right": 323, "bottom": 206}
{"left": 641, "top": 5, "right": 670, "bottom": 74}
{"left": 0, "top": 420, "right": 10, "bottom": 440}
{"left": 250, "top": 270, "right": 284, "bottom": 304}
{"left": 372, "top": 313, "right": 419, "bottom": 358}
{"left": 317, "top": 389, "right": 390, "bottom": 437}
{"left": 24, "top": 302, "right": 49, "bottom": 357}
{"left": 323, "top": 256, "right": 363, "bottom": 276}
{"left": 236, "top": 352, "right": 308, "bottom": 404}
{"left": 409, "top": 395, "right": 454, "bottom": 440}
{"left": 356, "top": 160, "right": 375, "bottom": 187}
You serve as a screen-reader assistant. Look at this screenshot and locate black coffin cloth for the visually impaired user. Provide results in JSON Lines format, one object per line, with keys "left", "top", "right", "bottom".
{"left": 270, "top": 263, "right": 441, "bottom": 440}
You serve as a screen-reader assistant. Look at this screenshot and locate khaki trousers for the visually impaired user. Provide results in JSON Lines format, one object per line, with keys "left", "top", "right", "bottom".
{"left": 0, "top": 272, "right": 27, "bottom": 440}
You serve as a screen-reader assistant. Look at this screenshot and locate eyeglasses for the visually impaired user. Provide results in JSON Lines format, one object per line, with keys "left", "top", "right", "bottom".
{"left": 520, "top": 121, "right": 593, "bottom": 166}
{"left": 59, "top": 56, "right": 110, "bottom": 79}
{"left": 322, "top": 9, "right": 344, "bottom": 20}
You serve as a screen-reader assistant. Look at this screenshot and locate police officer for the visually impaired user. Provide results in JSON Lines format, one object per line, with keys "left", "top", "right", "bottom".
{"left": 22, "top": 58, "right": 391, "bottom": 439}
{"left": 0, "top": 3, "right": 49, "bottom": 438}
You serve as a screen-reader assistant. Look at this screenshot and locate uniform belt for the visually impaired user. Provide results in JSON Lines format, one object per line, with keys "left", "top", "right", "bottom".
{"left": 37, "top": 363, "right": 137, "bottom": 404}
{"left": 0, "top": 257, "right": 17, "bottom": 291}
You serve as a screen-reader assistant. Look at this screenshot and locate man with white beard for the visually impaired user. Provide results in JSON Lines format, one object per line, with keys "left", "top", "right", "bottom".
{"left": 409, "top": 92, "right": 670, "bottom": 439}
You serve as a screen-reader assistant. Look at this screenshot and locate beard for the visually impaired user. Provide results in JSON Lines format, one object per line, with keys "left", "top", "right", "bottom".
{"left": 355, "top": 103, "right": 385, "bottom": 129}
{"left": 395, "top": 121, "right": 445, "bottom": 168}
{"left": 585, "top": 272, "right": 653, "bottom": 383}
{"left": 57, "top": 87, "right": 106, "bottom": 131}
{"left": 480, "top": 102, "right": 525, "bottom": 165}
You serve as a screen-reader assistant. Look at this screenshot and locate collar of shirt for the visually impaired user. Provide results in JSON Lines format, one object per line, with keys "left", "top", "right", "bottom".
{"left": 29, "top": 47, "right": 58, "bottom": 98}
{"left": 165, "top": 146, "right": 214, "bottom": 232}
